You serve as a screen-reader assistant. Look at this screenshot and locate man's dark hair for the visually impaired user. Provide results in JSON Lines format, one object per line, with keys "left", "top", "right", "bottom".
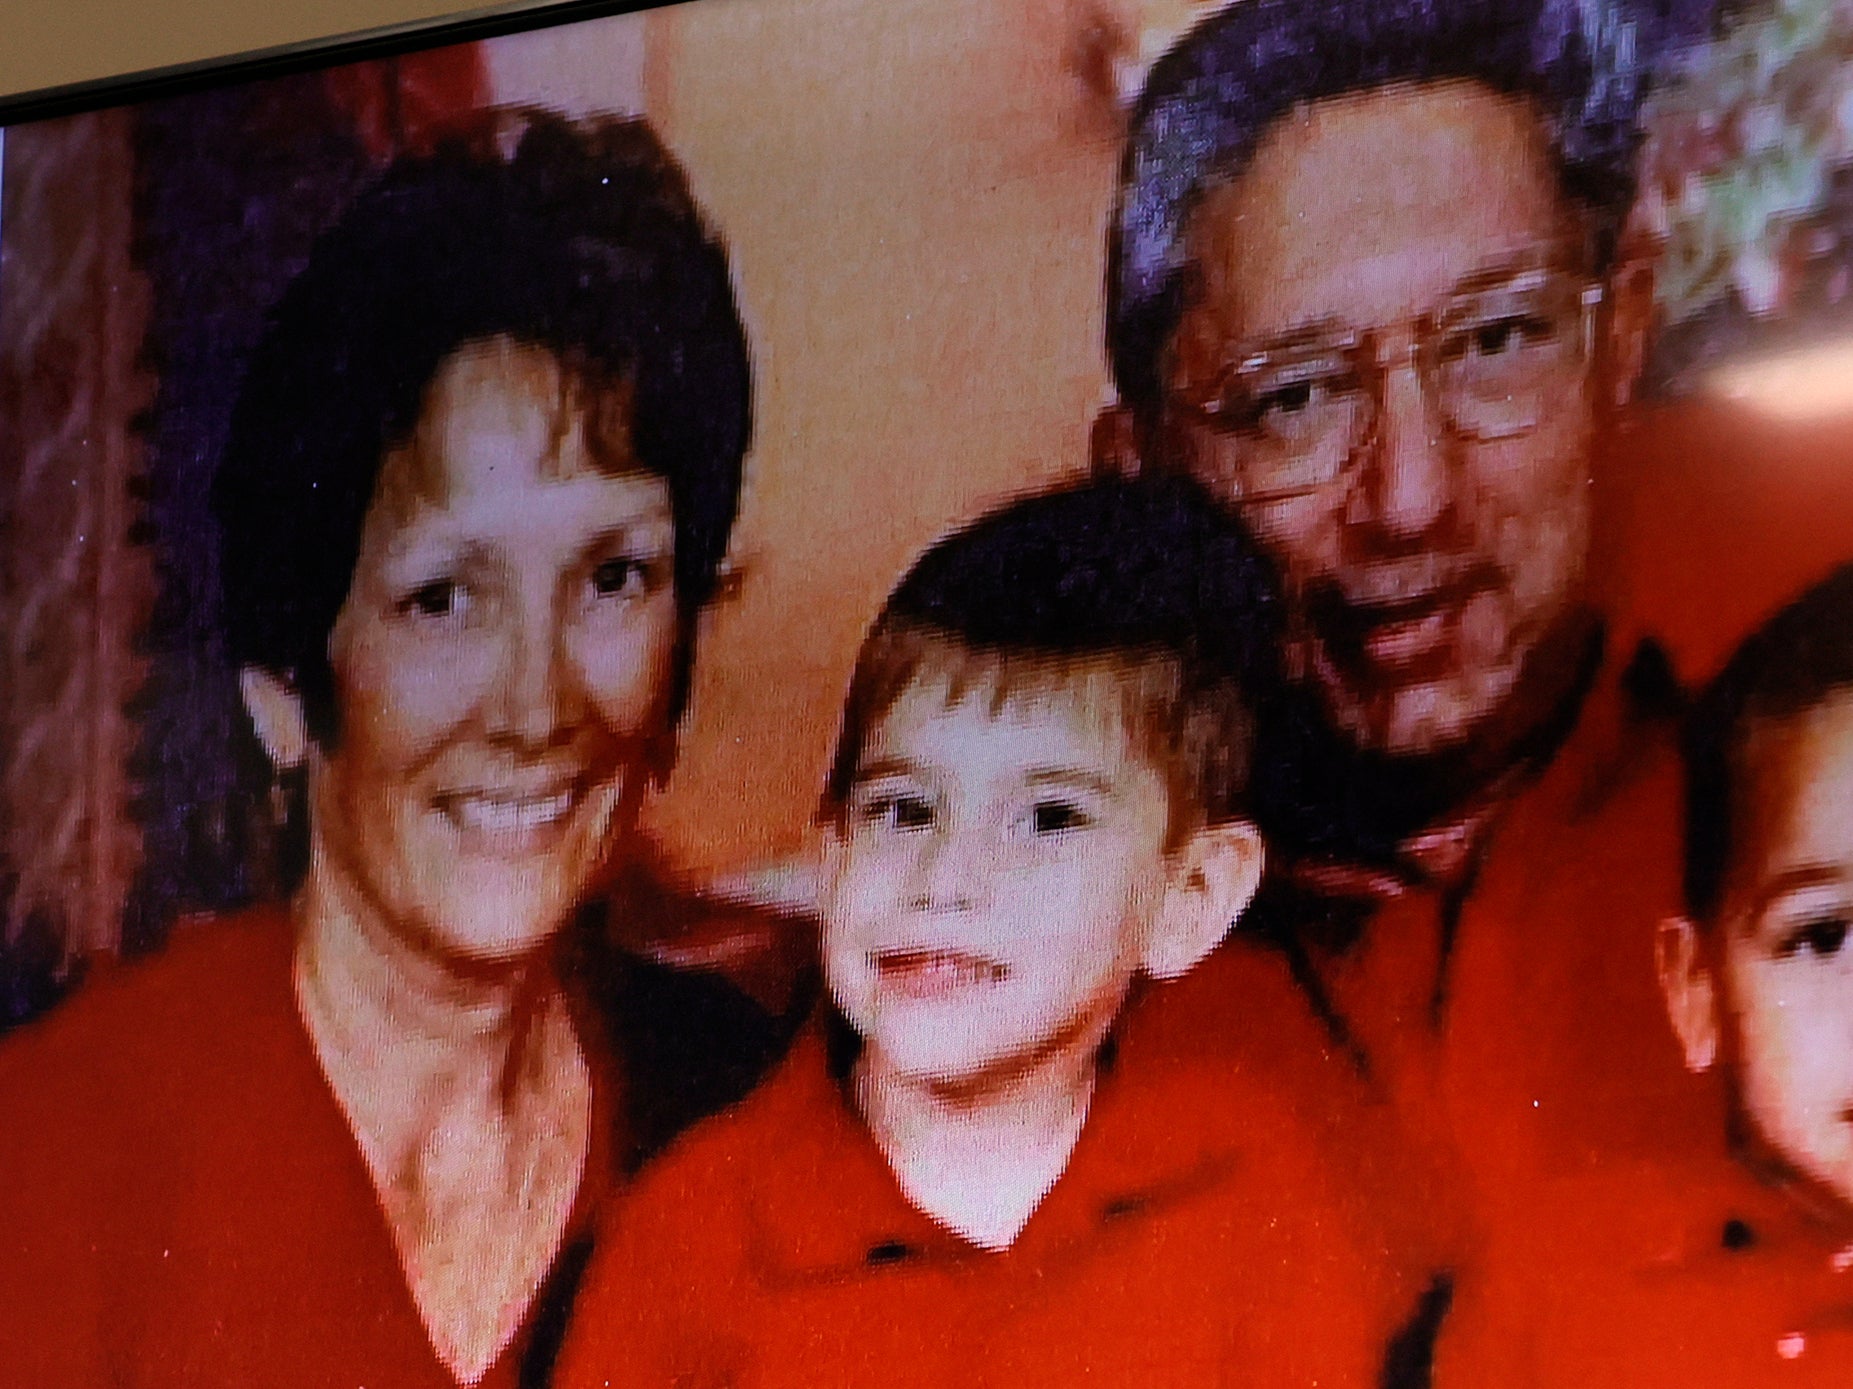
{"left": 823, "top": 476, "right": 1283, "bottom": 837}
{"left": 1107, "top": 0, "right": 1711, "bottom": 417}
{"left": 212, "top": 111, "right": 751, "bottom": 741}
{"left": 1683, "top": 564, "right": 1853, "bottom": 924}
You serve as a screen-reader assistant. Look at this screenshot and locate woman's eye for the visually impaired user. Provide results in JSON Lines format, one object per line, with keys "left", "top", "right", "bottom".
{"left": 1780, "top": 916, "right": 1851, "bottom": 961}
{"left": 591, "top": 556, "right": 654, "bottom": 599}
{"left": 1030, "top": 800, "right": 1093, "bottom": 836}
{"left": 397, "top": 578, "right": 465, "bottom": 620}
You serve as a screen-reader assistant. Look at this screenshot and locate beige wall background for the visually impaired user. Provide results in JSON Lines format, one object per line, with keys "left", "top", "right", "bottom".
{"left": 4, "top": 0, "right": 1216, "bottom": 883}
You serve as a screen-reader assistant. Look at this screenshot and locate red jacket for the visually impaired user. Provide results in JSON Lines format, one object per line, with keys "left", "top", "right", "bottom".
{"left": 1120, "top": 641, "right": 1721, "bottom": 1318}
{"left": 555, "top": 1024, "right": 1396, "bottom": 1388}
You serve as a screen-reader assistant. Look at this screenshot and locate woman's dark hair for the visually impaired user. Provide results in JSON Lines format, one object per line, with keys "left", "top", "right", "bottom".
{"left": 212, "top": 111, "right": 752, "bottom": 742}
{"left": 1684, "top": 564, "right": 1853, "bottom": 924}
{"left": 1107, "top": 0, "right": 1713, "bottom": 418}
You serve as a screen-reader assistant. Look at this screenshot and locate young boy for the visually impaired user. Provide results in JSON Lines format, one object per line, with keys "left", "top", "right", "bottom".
{"left": 555, "top": 477, "right": 1395, "bottom": 1388}
{"left": 1442, "top": 563, "right": 1853, "bottom": 1386}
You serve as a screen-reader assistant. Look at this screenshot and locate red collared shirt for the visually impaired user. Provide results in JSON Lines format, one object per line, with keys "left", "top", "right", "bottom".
{"left": 556, "top": 1025, "right": 1395, "bottom": 1389}
{"left": 1443, "top": 1145, "right": 1853, "bottom": 1387}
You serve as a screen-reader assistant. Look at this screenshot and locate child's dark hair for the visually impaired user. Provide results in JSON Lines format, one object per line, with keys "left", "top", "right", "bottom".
{"left": 1684, "top": 563, "right": 1853, "bottom": 924}
{"left": 822, "top": 476, "right": 1282, "bottom": 841}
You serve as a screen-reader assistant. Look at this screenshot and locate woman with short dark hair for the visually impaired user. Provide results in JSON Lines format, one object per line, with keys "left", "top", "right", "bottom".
{"left": 0, "top": 112, "right": 757, "bottom": 1389}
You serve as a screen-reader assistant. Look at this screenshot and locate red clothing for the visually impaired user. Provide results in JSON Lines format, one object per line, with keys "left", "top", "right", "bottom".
{"left": 555, "top": 1026, "right": 1395, "bottom": 1389}
{"left": 1443, "top": 1142, "right": 1853, "bottom": 1387}
{"left": 0, "top": 908, "right": 606, "bottom": 1389}
{"left": 1121, "top": 639, "right": 1719, "bottom": 1305}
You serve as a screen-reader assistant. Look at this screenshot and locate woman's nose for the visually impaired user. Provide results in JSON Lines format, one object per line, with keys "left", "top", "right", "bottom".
{"left": 488, "top": 599, "right": 581, "bottom": 749}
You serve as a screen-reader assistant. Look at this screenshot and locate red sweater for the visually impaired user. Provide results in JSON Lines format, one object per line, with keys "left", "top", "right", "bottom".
{"left": 0, "top": 908, "right": 607, "bottom": 1389}
{"left": 555, "top": 1024, "right": 1395, "bottom": 1389}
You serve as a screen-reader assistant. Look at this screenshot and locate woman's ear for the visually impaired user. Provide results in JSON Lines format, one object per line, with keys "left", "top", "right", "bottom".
{"left": 1656, "top": 915, "right": 1720, "bottom": 1074}
{"left": 1089, "top": 403, "right": 1143, "bottom": 480}
{"left": 239, "top": 666, "right": 310, "bottom": 773}
{"left": 1143, "top": 818, "right": 1266, "bottom": 981}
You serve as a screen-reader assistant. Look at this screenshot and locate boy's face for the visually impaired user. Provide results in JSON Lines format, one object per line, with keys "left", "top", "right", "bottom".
{"left": 823, "top": 674, "right": 1183, "bottom": 1091}
{"left": 1673, "top": 694, "right": 1853, "bottom": 1210}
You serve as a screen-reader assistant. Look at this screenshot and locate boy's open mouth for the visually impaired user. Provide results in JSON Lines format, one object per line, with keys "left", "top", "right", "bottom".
{"left": 870, "top": 948, "right": 1009, "bottom": 997}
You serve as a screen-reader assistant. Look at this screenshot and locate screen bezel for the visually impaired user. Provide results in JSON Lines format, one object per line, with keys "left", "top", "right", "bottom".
{"left": 0, "top": 0, "right": 663, "bottom": 127}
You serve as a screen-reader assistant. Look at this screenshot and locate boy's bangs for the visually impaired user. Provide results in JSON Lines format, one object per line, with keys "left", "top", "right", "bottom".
{"left": 824, "top": 618, "right": 1245, "bottom": 841}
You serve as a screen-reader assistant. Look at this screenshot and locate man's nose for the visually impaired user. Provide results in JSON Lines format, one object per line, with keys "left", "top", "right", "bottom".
{"left": 1354, "top": 362, "right": 1454, "bottom": 541}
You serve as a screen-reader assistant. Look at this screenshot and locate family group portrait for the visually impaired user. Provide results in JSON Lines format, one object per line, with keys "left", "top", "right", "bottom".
{"left": 6, "top": 0, "right": 1853, "bottom": 1382}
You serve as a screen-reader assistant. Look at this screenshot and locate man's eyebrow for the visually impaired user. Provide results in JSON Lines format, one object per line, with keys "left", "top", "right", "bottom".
{"left": 1447, "top": 252, "right": 1567, "bottom": 298}
{"left": 1751, "top": 863, "right": 1853, "bottom": 918}
{"left": 1231, "top": 249, "right": 1573, "bottom": 359}
{"left": 1023, "top": 766, "right": 1121, "bottom": 799}
{"left": 1233, "top": 317, "right": 1355, "bottom": 361}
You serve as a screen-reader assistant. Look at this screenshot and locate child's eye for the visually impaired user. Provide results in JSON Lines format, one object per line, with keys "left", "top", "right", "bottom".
{"left": 861, "top": 793, "right": 936, "bottom": 833}
{"left": 1779, "top": 916, "right": 1851, "bottom": 961}
{"left": 1029, "top": 799, "right": 1094, "bottom": 836}
{"left": 396, "top": 578, "right": 467, "bottom": 621}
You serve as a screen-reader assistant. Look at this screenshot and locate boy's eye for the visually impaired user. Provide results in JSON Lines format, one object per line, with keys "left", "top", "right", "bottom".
{"left": 861, "top": 792, "right": 936, "bottom": 833}
{"left": 1030, "top": 799, "right": 1093, "bottom": 836}
{"left": 1778, "top": 916, "right": 1851, "bottom": 961}
{"left": 397, "top": 578, "right": 466, "bottom": 620}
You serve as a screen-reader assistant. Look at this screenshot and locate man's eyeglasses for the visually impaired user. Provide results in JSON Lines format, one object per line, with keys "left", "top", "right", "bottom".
{"left": 1169, "top": 268, "right": 1605, "bottom": 503}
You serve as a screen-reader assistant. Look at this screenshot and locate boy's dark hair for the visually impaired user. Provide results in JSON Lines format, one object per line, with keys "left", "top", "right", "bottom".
{"left": 1684, "top": 564, "right": 1853, "bottom": 923}
{"left": 823, "top": 476, "right": 1282, "bottom": 839}
{"left": 212, "top": 110, "right": 751, "bottom": 742}
{"left": 1107, "top": 0, "right": 1710, "bottom": 419}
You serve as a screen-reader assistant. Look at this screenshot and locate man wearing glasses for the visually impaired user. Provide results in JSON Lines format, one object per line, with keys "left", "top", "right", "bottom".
{"left": 1102, "top": 0, "right": 1712, "bottom": 1370}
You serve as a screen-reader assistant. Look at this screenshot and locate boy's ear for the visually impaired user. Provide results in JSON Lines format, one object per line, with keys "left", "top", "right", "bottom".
{"left": 1143, "top": 818, "right": 1266, "bottom": 981}
{"left": 1656, "top": 915, "right": 1719, "bottom": 1074}
{"left": 239, "top": 666, "right": 310, "bottom": 773}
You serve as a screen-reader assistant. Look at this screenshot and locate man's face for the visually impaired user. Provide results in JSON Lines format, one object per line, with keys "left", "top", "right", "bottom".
{"left": 1163, "top": 80, "right": 1601, "bottom": 757}
{"left": 1713, "top": 695, "right": 1853, "bottom": 1213}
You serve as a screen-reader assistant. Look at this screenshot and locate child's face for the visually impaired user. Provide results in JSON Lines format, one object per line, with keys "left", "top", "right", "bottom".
{"left": 1714, "top": 694, "right": 1853, "bottom": 1208}
{"left": 823, "top": 675, "right": 1178, "bottom": 1090}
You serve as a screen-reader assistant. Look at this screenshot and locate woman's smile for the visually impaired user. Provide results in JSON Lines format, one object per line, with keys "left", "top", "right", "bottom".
{"left": 305, "top": 338, "right": 682, "bottom": 965}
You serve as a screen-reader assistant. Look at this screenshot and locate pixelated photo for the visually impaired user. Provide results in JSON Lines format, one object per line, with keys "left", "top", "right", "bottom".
{"left": 7, "top": 0, "right": 1853, "bottom": 1383}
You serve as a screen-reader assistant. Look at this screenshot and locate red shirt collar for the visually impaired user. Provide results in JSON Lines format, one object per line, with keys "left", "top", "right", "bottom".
{"left": 733, "top": 1024, "right": 1271, "bottom": 1279}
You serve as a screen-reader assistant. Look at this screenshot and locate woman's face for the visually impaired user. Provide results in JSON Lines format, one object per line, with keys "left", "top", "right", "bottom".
{"left": 308, "top": 336, "right": 680, "bottom": 963}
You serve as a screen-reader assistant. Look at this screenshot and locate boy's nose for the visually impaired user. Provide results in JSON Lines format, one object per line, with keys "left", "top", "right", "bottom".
{"left": 913, "top": 822, "right": 994, "bottom": 914}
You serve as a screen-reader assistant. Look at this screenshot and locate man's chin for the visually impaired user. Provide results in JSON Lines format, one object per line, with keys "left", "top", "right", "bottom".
{"left": 1322, "top": 664, "right": 1523, "bottom": 760}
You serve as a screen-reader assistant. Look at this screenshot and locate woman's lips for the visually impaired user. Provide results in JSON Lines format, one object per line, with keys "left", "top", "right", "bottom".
{"left": 870, "top": 948, "right": 1009, "bottom": 1000}
{"left": 433, "top": 784, "right": 583, "bottom": 852}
